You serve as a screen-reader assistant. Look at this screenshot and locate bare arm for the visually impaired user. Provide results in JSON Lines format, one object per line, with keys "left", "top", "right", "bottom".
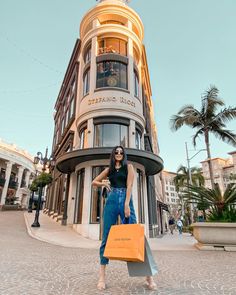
{"left": 91, "top": 167, "right": 110, "bottom": 188}
{"left": 124, "top": 164, "right": 134, "bottom": 217}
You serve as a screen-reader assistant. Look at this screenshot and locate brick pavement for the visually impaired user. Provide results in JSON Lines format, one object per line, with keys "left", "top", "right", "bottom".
{"left": 0, "top": 211, "right": 236, "bottom": 295}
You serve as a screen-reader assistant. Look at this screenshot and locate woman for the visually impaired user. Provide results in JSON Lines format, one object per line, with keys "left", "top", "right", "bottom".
{"left": 92, "top": 145, "right": 157, "bottom": 291}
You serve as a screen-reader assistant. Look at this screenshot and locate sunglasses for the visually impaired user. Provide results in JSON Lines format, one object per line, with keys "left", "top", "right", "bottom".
{"left": 115, "top": 150, "right": 124, "bottom": 155}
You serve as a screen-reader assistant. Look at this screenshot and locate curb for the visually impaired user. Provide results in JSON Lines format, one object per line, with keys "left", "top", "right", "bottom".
{"left": 23, "top": 212, "right": 81, "bottom": 249}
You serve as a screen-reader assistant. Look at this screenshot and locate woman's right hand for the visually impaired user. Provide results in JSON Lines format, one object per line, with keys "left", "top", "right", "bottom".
{"left": 102, "top": 179, "right": 111, "bottom": 191}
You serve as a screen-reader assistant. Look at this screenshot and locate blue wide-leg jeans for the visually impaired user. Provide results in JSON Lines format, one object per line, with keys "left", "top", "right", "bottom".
{"left": 100, "top": 187, "right": 137, "bottom": 265}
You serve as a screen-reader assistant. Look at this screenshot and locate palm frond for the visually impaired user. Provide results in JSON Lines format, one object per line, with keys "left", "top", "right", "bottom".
{"left": 212, "top": 129, "right": 236, "bottom": 147}
{"left": 192, "top": 128, "right": 204, "bottom": 147}
{"left": 201, "top": 86, "right": 225, "bottom": 119}
{"left": 212, "top": 107, "right": 236, "bottom": 125}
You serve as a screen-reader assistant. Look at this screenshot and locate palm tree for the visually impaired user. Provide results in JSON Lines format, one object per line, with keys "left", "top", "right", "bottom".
{"left": 184, "top": 183, "right": 236, "bottom": 221}
{"left": 170, "top": 85, "right": 236, "bottom": 188}
{"left": 174, "top": 165, "right": 204, "bottom": 223}
{"left": 174, "top": 165, "right": 204, "bottom": 192}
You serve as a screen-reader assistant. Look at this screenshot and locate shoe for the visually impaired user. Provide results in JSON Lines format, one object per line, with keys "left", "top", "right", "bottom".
{"left": 145, "top": 278, "right": 157, "bottom": 291}
{"left": 97, "top": 279, "right": 106, "bottom": 291}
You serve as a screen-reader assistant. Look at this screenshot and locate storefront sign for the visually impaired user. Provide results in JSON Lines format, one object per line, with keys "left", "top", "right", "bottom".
{"left": 88, "top": 96, "right": 135, "bottom": 108}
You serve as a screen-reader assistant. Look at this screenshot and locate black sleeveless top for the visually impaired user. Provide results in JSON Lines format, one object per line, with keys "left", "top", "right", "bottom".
{"left": 108, "top": 165, "right": 128, "bottom": 188}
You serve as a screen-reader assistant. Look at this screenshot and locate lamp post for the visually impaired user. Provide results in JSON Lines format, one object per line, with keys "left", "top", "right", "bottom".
{"left": 31, "top": 147, "right": 49, "bottom": 227}
{"left": 185, "top": 142, "right": 206, "bottom": 223}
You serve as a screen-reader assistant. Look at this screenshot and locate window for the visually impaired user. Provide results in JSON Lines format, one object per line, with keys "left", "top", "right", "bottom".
{"left": 98, "top": 38, "right": 127, "bottom": 56}
{"left": 137, "top": 169, "right": 145, "bottom": 223}
{"left": 133, "top": 47, "right": 139, "bottom": 65}
{"left": 80, "top": 128, "right": 89, "bottom": 149}
{"left": 134, "top": 70, "right": 139, "bottom": 97}
{"left": 100, "top": 20, "right": 125, "bottom": 26}
{"left": 84, "top": 45, "right": 91, "bottom": 64}
{"left": 90, "top": 166, "right": 108, "bottom": 223}
{"left": 83, "top": 69, "right": 90, "bottom": 96}
{"left": 96, "top": 61, "right": 127, "bottom": 89}
{"left": 74, "top": 169, "right": 85, "bottom": 224}
{"left": 69, "top": 95, "right": 75, "bottom": 120}
{"left": 94, "top": 123, "right": 128, "bottom": 147}
{"left": 135, "top": 129, "right": 141, "bottom": 149}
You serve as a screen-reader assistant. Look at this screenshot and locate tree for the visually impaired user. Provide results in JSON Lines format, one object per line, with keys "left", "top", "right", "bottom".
{"left": 184, "top": 183, "right": 236, "bottom": 222}
{"left": 170, "top": 85, "right": 236, "bottom": 188}
{"left": 174, "top": 165, "right": 204, "bottom": 192}
{"left": 174, "top": 165, "right": 205, "bottom": 223}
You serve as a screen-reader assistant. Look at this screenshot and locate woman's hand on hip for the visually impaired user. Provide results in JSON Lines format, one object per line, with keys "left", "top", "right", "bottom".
{"left": 102, "top": 179, "right": 111, "bottom": 191}
{"left": 124, "top": 203, "right": 130, "bottom": 218}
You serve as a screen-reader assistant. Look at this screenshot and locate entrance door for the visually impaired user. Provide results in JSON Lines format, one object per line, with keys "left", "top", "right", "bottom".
{"left": 90, "top": 166, "right": 108, "bottom": 240}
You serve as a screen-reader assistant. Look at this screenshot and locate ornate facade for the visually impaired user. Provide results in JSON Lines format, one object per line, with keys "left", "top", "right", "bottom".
{"left": 0, "top": 139, "right": 36, "bottom": 209}
{"left": 46, "top": 0, "right": 164, "bottom": 239}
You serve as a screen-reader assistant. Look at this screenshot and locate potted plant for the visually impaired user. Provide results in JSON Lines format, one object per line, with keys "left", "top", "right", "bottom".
{"left": 184, "top": 183, "right": 236, "bottom": 251}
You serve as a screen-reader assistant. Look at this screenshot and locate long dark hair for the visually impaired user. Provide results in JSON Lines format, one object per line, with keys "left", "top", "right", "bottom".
{"left": 108, "top": 145, "right": 128, "bottom": 175}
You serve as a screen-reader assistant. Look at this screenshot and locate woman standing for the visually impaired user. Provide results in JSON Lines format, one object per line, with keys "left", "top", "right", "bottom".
{"left": 92, "top": 145, "right": 157, "bottom": 291}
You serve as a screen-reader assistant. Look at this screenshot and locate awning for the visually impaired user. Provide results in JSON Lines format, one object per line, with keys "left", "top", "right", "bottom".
{"left": 56, "top": 147, "right": 164, "bottom": 176}
{"left": 157, "top": 200, "right": 169, "bottom": 212}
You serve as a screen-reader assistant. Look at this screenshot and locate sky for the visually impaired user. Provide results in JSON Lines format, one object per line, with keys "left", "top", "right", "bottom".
{"left": 0, "top": 0, "right": 235, "bottom": 172}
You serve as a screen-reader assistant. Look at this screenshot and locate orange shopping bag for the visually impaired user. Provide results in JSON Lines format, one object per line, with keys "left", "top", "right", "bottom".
{"left": 104, "top": 223, "right": 145, "bottom": 262}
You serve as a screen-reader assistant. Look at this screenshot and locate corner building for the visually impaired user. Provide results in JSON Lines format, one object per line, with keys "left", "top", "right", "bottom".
{"left": 46, "top": 0, "right": 164, "bottom": 239}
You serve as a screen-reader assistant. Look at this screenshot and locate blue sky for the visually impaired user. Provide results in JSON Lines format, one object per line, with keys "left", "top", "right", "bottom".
{"left": 0, "top": 0, "right": 235, "bottom": 171}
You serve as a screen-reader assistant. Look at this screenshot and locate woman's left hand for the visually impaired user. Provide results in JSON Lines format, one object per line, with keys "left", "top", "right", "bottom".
{"left": 124, "top": 202, "right": 130, "bottom": 218}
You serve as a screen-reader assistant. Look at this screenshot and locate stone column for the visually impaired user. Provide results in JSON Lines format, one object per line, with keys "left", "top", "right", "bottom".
{"left": 15, "top": 166, "right": 24, "bottom": 202}
{"left": 127, "top": 35, "right": 134, "bottom": 95}
{"left": 129, "top": 119, "right": 136, "bottom": 148}
{"left": 90, "top": 35, "right": 98, "bottom": 95}
{"left": 0, "top": 161, "right": 13, "bottom": 206}
{"left": 25, "top": 170, "right": 31, "bottom": 188}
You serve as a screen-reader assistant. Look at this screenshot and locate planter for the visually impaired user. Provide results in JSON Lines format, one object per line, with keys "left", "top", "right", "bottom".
{"left": 193, "top": 222, "right": 236, "bottom": 251}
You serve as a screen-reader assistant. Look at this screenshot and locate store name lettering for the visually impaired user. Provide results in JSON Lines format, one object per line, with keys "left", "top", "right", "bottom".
{"left": 88, "top": 97, "right": 135, "bottom": 108}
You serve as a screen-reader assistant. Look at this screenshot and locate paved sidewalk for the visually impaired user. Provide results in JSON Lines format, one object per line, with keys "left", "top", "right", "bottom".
{"left": 1, "top": 211, "right": 236, "bottom": 295}
{"left": 24, "top": 211, "right": 197, "bottom": 251}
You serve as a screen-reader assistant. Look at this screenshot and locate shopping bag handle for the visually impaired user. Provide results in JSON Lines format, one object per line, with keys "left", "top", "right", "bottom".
{"left": 121, "top": 216, "right": 130, "bottom": 224}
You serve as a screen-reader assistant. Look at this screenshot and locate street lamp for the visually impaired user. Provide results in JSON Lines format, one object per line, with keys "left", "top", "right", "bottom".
{"left": 185, "top": 142, "right": 206, "bottom": 223}
{"left": 31, "top": 147, "right": 50, "bottom": 227}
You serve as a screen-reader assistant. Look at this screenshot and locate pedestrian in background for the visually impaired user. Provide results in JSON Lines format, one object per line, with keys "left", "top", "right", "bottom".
{"left": 177, "top": 218, "right": 183, "bottom": 234}
{"left": 168, "top": 216, "right": 175, "bottom": 234}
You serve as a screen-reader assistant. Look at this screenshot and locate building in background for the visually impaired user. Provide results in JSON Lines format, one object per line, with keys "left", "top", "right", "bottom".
{"left": 0, "top": 139, "right": 36, "bottom": 209}
{"left": 45, "top": 0, "right": 164, "bottom": 239}
{"left": 201, "top": 151, "right": 236, "bottom": 192}
{"left": 161, "top": 170, "right": 180, "bottom": 218}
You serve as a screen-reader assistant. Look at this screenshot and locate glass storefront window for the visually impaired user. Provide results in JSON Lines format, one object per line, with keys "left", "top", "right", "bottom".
{"left": 96, "top": 61, "right": 127, "bottom": 89}
{"left": 90, "top": 166, "right": 108, "bottom": 223}
{"left": 94, "top": 123, "right": 128, "bottom": 147}
{"left": 137, "top": 169, "right": 145, "bottom": 223}
{"left": 98, "top": 38, "right": 127, "bottom": 56}
{"left": 74, "top": 169, "right": 85, "bottom": 224}
{"left": 83, "top": 69, "right": 90, "bottom": 96}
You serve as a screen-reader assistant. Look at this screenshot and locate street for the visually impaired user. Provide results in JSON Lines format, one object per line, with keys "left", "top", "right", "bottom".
{"left": 0, "top": 211, "right": 236, "bottom": 295}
